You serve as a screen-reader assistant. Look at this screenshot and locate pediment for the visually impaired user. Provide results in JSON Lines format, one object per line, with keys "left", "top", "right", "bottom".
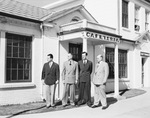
{"left": 135, "top": 30, "right": 150, "bottom": 44}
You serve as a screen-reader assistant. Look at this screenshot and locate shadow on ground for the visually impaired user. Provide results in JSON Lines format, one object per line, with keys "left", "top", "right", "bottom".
{"left": 0, "top": 88, "right": 146, "bottom": 117}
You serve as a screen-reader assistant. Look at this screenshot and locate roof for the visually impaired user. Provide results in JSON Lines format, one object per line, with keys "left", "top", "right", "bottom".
{"left": 0, "top": 0, "right": 52, "bottom": 22}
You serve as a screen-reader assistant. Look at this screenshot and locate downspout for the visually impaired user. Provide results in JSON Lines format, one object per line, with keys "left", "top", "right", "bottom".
{"left": 117, "top": 0, "right": 121, "bottom": 35}
{"left": 40, "top": 23, "right": 44, "bottom": 99}
{"left": 40, "top": 23, "right": 44, "bottom": 66}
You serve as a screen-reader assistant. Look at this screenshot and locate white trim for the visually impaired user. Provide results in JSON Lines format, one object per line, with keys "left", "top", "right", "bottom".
{"left": 0, "top": 83, "right": 36, "bottom": 89}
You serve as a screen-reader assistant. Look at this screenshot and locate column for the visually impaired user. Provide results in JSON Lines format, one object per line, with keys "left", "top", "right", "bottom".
{"left": 114, "top": 43, "right": 119, "bottom": 97}
{"left": 0, "top": 31, "right": 6, "bottom": 85}
{"left": 82, "top": 37, "right": 87, "bottom": 52}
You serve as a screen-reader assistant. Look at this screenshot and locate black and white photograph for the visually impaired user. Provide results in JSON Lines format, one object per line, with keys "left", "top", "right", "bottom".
{"left": 0, "top": 0, "right": 150, "bottom": 118}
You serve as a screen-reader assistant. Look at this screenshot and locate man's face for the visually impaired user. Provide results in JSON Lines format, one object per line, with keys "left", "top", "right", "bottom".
{"left": 97, "top": 55, "right": 102, "bottom": 63}
{"left": 82, "top": 53, "right": 87, "bottom": 60}
{"left": 47, "top": 56, "right": 52, "bottom": 62}
{"left": 67, "top": 54, "right": 72, "bottom": 60}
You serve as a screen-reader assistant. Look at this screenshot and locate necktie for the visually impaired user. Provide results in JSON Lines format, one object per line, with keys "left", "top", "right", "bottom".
{"left": 84, "top": 60, "right": 86, "bottom": 65}
{"left": 49, "top": 62, "right": 52, "bottom": 68}
{"left": 69, "top": 61, "right": 71, "bottom": 65}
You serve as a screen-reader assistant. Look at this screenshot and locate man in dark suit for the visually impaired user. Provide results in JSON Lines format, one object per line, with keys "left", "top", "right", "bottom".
{"left": 77, "top": 52, "right": 93, "bottom": 106}
{"left": 41, "top": 54, "right": 60, "bottom": 108}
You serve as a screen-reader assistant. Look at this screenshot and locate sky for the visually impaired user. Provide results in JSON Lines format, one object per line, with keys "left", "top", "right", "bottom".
{"left": 16, "top": 0, "right": 59, "bottom": 7}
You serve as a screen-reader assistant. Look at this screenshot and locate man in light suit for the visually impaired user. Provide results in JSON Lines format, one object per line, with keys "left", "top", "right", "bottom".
{"left": 41, "top": 54, "right": 60, "bottom": 108}
{"left": 91, "top": 54, "right": 109, "bottom": 110}
{"left": 77, "top": 52, "right": 93, "bottom": 106}
{"left": 61, "top": 53, "right": 78, "bottom": 107}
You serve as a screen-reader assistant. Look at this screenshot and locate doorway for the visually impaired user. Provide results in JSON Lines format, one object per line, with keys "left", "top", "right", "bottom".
{"left": 69, "top": 43, "right": 82, "bottom": 62}
{"left": 141, "top": 57, "right": 147, "bottom": 87}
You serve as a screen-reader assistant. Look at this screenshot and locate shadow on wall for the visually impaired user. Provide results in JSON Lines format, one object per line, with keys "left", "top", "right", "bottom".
{"left": 105, "top": 79, "right": 129, "bottom": 93}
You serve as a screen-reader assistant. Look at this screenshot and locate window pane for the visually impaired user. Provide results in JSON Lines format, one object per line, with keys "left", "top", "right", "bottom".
{"left": 12, "top": 59, "right": 17, "bottom": 68}
{"left": 25, "top": 48, "right": 31, "bottom": 58}
{"left": 7, "top": 58, "right": 11, "bottom": 68}
{"left": 24, "top": 70, "right": 29, "bottom": 80}
{"left": 13, "top": 39, "right": 19, "bottom": 47}
{"left": 18, "top": 70, "right": 23, "bottom": 80}
{"left": 7, "top": 39, "right": 12, "bottom": 46}
{"left": 12, "top": 70, "right": 17, "bottom": 80}
{"left": 7, "top": 46, "right": 12, "bottom": 57}
{"left": 19, "top": 47, "right": 24, "bottom": 57}
{"left": 24, "top": 60, "right": 31, "bottom": 69}
{"left": 13, "top": 47, "right": 18, "bottom": 57}
{"left": 6, "top": 69, "right": 11, "bottom": 81}
{"left": 18, "top": 59, "right": 24, "bottom": 69}
{"left": 19, "top": 39, "right": 24, "bottom": 47}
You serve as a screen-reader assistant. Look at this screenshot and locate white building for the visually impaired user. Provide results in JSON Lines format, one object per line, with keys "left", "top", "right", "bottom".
{"left": 0, "top": 0, "right": 150, "bottom": 105}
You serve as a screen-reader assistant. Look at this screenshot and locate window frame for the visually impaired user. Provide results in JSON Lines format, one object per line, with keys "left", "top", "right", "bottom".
{"left": 105, "top": 47, "right": 128, "bottom": 79}
{"left": 134, "top": 5, "right": 140, "bottom": 32}
{"left": 5, "top": 33, "right": 32, "bottom": 83}
{"left": 122, "top": 0, "right": 129, "bottom": 28}
{"left": 145, "top": 10, "right": 149, "bottom": 30}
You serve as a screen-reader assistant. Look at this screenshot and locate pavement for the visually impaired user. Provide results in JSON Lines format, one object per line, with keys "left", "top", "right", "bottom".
{"left": 2, "top": 87, "right": 150, "bottom": 118}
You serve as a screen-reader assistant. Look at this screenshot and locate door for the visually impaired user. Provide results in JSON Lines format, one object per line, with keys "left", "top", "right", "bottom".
{"left": 142, "top": 58, "right": 146, "bottom": 87}
{"left": 69, "top": 43, "right": 82, "bottom": 62}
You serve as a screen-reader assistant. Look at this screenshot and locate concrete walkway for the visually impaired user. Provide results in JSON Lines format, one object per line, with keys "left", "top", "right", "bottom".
{"left": 3, "top": 87, "right": 150, "bottom": 118}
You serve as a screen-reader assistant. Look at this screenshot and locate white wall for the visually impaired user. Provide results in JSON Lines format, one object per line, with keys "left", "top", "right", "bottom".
{"left": 83, "top": 0, "right": 118, "bottom": 28}
{"left": 0, "top": 19, "right": 43, "bottom": 105}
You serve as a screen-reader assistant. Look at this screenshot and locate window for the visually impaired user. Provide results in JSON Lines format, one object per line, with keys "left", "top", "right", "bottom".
{"left": 145, "top": 10, "right": 149, "bottom": 30}
{"left": 106, "top": 47, "right": 127, "bottom": 79}
{"left": 6, "top": 33, "right": 32, "bottom": 82}
{"left": 122, "top": 0, "right": 128, "bottom": 28}
{"left": 71, "top": 16, "right": 80, "bottom": 22}
{"left": 69, "top": 43, "right": 82, "bottom": 62}
{"left": 135, "top": 5, "right": 140, "bottom": 31}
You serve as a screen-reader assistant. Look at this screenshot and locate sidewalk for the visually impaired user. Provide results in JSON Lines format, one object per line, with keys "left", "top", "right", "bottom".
{"left": 2, "top": 87, "right": 150, "bottom": 118}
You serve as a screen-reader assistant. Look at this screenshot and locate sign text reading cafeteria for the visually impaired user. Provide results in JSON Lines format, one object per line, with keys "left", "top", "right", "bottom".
{"left": 86, "top": 31, "right": 120, "bottom": 43}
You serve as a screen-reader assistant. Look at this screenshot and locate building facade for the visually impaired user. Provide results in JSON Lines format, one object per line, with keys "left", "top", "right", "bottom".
{"left": 0, "top": 0, "right": 150, "bottom": 105}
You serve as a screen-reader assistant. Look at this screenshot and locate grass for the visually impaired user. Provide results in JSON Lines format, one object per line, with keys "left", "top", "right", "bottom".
{"left": 0, "top": 88, "right": 146, "bottom": 117}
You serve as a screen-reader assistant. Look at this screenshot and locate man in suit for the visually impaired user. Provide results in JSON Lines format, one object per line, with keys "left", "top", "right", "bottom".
{"left": 41, "top": 54, "right": 60, "bottom": 108}
{"left": 91, "top": 54, "right": 109, "bottom": 110}
{"left": 61, "top": 53, "right": 78, "bottom": 107}
{"left": 77, "top": 52, "right": 93, "bottom": 106}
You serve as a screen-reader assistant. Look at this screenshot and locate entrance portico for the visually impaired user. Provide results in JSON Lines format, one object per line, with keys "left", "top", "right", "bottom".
{"left": 58, "top": 19, "right": 121, "bottom": 97}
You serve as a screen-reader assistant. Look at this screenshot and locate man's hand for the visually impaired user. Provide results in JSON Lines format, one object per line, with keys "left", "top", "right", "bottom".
{"left": 56, "top": 80, "right": 59, "bottom": 84}
{"left": 75, "top": 80, "right": 78, "bottom": 84}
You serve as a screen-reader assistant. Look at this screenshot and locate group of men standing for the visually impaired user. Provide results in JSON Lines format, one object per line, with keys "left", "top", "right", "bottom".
{"left": 41, "top": 52, "right": 109, "bottom": 110}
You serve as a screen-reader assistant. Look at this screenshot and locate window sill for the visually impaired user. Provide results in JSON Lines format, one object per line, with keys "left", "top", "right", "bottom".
{"left": 107, "top": 78, "right": 130, "bottom": 83}
{"left": 0, "top": 83, "right": 36, "bottom": 90}
{"left": 122, "top": 27, "right": 131, "bottom": 32}
{"left": 135, "top": 31, "right": 140, "bottom": 34}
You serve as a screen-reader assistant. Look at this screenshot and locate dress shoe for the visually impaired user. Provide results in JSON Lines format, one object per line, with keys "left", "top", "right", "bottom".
{"left": 91, "top": 104, "right": 99, "bottom": 108}
{"left": 102, "top": 105, "right": 108, "bottom": 110}
{"left": 70, "top": 103, "right": 75, "bottom": 106}
{"left": 46, "top": 105, "right": 51, "bottom": 108}
{"left": 62, "top": 104, "right": 68, "bottom": 107}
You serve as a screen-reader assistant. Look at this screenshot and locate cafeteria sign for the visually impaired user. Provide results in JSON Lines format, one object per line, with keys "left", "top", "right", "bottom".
{"left": 86, "top": 31, "right": 120, "bottom": 43}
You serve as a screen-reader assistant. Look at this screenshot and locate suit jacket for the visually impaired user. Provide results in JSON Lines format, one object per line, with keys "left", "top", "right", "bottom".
{"left": 61, "top": 60, "right": 78, "bottom": 84}
{"left": 92, "top": 61, "right": 109, "bottom": 85}
{"left": 41, "top": 62, "right": 60, "bottom": 85}
{"left": 78, "top": 60, "right": 93, "bottom": 82}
